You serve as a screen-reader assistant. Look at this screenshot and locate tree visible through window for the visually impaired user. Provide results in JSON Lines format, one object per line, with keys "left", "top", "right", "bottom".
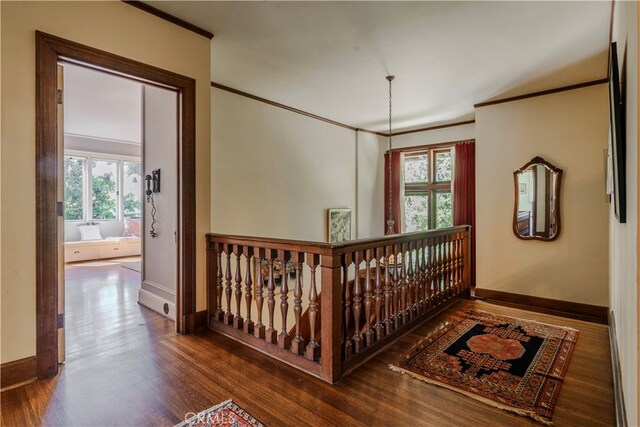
{"left": 64, "top": 154, "right": 141, "bottom": 222}
{"left": 403, "top": 147, "right": 453, "bottom": 231}
{"left": 123, "top": 162, "right": 142, "bottom": 219}
{"left": 92, "top": 159, "right": 118, "bottom": 220}
{"left": 64, "top": 156, "right": 85, "bottom": 220}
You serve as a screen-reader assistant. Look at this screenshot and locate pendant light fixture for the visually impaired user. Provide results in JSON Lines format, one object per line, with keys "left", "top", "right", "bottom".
{"left": 385, "top": 75, "right": 396, "bottom": 236}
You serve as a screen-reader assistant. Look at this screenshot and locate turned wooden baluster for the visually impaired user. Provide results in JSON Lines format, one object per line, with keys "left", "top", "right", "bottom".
{"left": 352, "top": 251, "right": 363, "bottom": 353}
{"left": 445, "top": 236, "right": 453, "bottom": 299}
{"left": 374, "top": 247, "right": 384, "bottom": 340}
{"left": 420, "top": 241, "right": 425, "bottom": 306}
{"left": 426, "top": 238, "right": 433, "bottom": 309}
{"left": 438, "top": 236, "right": 445, "bottom": 304}
{"left": 415, "top": 241, "right": 423, "bottom": 316}
{"left": 383, "top": 245, "right": 393, "bottom": 335}
{"left": 458, "top": 235, "right": 465, "bottom": 293}
{"left": 450, "top": 239, "right": 456, "bottom": 297}
{"left": 215, "top": 243, "right": 224, "bottom": 321}
{"left": 278, "top": 250, "right": 291, "bottom": 349}
{"left": 442, "top": 239, "right": 449, "bottom": 301}
{"left": 233, "top": 245, "right": 244, "bottom": 329}
{"left": 452, "top": 238, "right": 458, "bottom": 295}
{"left": 416, "top": 241, "right": 422, "bottom": 317}
{"left": 291, "top": 252, "right": 305, "bottom": 355}
{"left": 392, "top": 244, "right": 400, "bottom": 330}
{"left": 364, "top": 248, "right": 374, "bottom": 346}
{"left": 254, "top": 248, "right": 266, "bottom": 339}
{"left": 399, "top": 243, "right": 408, "bottom": 325}
{"left": 306, "top": 254, "right": 320, "bottom": 361}
{"left": 343, "top": 253, "right": 353, "bottom": 359}
{"left": 443, "top": 236, "right": 451, "bottom": 300}
{"left": 224, "top": 245, "right": 233, "bottom": 325}
{"left": 447, "top": 241, "right": 456, "bottom": 298}
{"left": 435, "top": 239, "right": 440, "bottom": 305}
{"left": 422, "top": 239, "right": 431, "bottom": 312}
{"left": 243, "top": 247, "right": 254, "bottom": 334}
{"left": 406, "top": 242, "right": 415, "bottom": 321}
{"left": 265, "top": 249, "right": 277, "bottom": 344}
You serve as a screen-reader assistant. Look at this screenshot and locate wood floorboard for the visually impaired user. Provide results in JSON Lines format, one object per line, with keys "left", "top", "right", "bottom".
{"left": 1, "top": 262, "right": 614, "bottom": 426}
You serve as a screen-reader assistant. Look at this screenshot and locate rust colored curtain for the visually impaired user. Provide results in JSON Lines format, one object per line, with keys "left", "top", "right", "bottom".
{"left": 384, "top": 151, "right": 402, "bottom": 234}
{"left": 453, "top": 141, "right": 476, "bottom": 286}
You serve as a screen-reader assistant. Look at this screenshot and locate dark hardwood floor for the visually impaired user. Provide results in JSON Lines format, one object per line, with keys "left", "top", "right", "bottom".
{"left": 1, "top": 261, "right": 614, "bottom": 426}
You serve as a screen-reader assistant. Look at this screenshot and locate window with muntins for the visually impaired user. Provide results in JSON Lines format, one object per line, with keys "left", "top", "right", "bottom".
{"left": 403, "top": 147, "right": 453, "bottom": 232}
{"left": 63, "top": 153, "right": 142, "bottom": 222}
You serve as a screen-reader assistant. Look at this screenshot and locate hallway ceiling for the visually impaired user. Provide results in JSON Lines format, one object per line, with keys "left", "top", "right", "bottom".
{"left": 145, "top": 1, "right": 611, "bottom": 132}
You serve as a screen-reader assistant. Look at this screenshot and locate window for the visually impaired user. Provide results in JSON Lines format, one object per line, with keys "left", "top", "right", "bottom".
{"left": 92, "top": 159, "right": 118, "bottom": 220}
{"left": 123, "top": 162, "right": 142, "bottom": 219}
{"left": 63, "top": 153, "right": 141, "bottom": 222}
{"left": 64, "top": 156, "right": 86, "bottom": 220}
{"left": 403, "top": 147, "right": 453, "bottom": 231}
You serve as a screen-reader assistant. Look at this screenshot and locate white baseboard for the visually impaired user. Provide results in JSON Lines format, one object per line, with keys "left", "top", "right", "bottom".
{"left": 142, "top": 279, "right": 175, "bottom": 295}
{"left": 138, "top": 288, "right": 176, "bottom": 321}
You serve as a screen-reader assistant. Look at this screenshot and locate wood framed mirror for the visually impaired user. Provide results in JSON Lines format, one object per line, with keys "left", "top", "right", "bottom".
{"left": 513, "top": 156, "right": 562, "bottom": 241}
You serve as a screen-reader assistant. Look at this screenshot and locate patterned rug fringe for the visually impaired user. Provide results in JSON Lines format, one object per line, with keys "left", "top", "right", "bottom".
{"left": 388, "top": 364, "right": 554, "bottom": 426}
{"left": 175, "top": 399, "right": 263, "bottom": 427}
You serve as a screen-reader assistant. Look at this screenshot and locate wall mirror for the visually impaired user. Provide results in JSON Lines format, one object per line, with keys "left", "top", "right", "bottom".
{"left": 513, "top": 156, "right": 562, "bottom": 241}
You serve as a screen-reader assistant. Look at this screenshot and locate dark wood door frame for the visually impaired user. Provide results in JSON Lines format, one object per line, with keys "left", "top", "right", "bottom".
{"left": 36, "top": 31, "right": 197, "bottom": 379}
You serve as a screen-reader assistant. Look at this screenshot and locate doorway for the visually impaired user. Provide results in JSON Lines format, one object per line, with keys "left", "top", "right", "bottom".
{"left": 36, "top": 32, "right": 197, "bottom": 379}
{"left": 60, "top": 63, "right": 179, "bottom": 362}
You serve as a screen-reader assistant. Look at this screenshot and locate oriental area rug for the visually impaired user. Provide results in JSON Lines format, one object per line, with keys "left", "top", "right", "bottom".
{"left": 176, "top": 400, "right": 264, "bottom": 427}
{"left": 390, "top": 310, "right": 578, "bottom": 425}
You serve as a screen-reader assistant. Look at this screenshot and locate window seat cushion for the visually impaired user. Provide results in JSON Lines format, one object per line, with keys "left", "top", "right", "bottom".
{"left": 65, "top": 236, "right": 141, "bottom": 247}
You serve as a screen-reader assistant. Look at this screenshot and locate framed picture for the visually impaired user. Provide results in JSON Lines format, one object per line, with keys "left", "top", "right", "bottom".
{"left": 609, "top": 42, "right": 626, "bottom": 222}
{"left": 519, "top": 183, "right": 527, "bottom": 194}
{"left": 328, "top": 208, "right": 352, "bottom": 243}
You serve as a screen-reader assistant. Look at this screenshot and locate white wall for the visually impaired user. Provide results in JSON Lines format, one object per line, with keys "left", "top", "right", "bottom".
{"left": 475, "top": 84, "right": 610, "bottom": 306}
{"left": 392, "top": 123, "right": 475, "bottom": 150}
{"left": 356, "top": 131, "right": 384, "bottom": 238}
{"left": 610, "top": 1, "right": 638, "bottom": 424}
{"left": 141, "top": 85, "right": 178, "bottom": 319}
{"left": 211, "top": 87, "right": 383, "bottom": 242}
{"left": 64, "top": 63, "right": 142, "bottom": 144}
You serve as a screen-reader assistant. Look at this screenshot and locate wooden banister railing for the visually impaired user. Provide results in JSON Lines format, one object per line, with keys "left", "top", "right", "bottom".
{"left": 206, "top": 225, "right": 472, "bottom": 383}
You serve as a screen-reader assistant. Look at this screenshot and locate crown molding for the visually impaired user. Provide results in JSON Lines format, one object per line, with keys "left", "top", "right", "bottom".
{"left": 122, "top": 1, "right": 214, "bottom": 40}
{"left": 474, "top": 78, "right": 608, "bottom": 109}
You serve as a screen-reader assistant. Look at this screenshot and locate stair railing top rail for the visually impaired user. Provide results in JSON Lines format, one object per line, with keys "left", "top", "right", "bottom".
{"left": 207, "top": 225, "right": 471, "bottom": 254}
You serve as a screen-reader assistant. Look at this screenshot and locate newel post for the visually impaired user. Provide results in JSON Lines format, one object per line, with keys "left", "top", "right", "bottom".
{"left": 320, "top": 252, "right": 343, "bottom": 383}
{"left": 462, "top": 227, "right": 472, "bottom": 299}
{"left": 206, "top": 238, "right": 218, "bottom": 327}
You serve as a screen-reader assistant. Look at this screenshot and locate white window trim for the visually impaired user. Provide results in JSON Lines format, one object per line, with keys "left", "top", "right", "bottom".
{"left": 64, "top": 150, "right": 141, "bottom": 223}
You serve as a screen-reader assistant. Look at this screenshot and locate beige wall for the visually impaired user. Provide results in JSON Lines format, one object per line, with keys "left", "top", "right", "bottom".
{"left": 610, "top": 1, "right": 638, "bottom": 424}
{"left": 476, "top": 84, "right": 610, "bottom": 306}
{"left": 211, "top": 87, "right": 383, "bottom": 242}
{"left": 1, "top": 1, "right": 211, "bottom": 363}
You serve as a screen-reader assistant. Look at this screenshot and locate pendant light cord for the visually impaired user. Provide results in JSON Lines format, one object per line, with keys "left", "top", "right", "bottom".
{"left": 386, "top": 75, "right": 395, "bottom": 235}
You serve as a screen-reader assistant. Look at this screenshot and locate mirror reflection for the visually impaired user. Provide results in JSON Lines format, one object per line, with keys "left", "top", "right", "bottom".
{"left": 513, "top": 157, "right": 562, "bottom": 241}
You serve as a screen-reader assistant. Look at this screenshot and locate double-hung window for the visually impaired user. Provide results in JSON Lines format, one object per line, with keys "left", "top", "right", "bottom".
{"left": 403, "top": 147, "right": 453, "bottom": 232}
{"left": 63, "top": 152, "right": 142, "bottom": 222}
